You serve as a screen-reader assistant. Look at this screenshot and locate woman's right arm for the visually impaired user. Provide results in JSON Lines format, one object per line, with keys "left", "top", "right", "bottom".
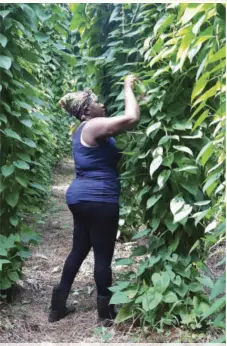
{"left": 83, "top": 75, "right": 140, "bottom": 140}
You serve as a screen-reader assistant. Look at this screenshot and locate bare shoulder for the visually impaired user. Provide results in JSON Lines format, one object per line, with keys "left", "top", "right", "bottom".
{"left": 84, "top": 117, "right": 110, "bottom": 129}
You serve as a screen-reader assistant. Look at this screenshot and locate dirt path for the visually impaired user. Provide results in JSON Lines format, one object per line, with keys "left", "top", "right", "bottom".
{"left": 0, "top": 158, "right": 224, "bottom": 343}
{"left": 0, "top": 158, "right": 139, "bottom": 343}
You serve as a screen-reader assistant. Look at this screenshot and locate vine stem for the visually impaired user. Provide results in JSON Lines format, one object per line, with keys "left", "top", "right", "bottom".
{"left": 122, "top": 4, "right": 125, "bottom": 35}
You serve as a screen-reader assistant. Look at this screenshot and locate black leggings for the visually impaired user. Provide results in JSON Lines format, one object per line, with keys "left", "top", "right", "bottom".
{"left": 58, "top": 202, "right": 119, "bottom": 297}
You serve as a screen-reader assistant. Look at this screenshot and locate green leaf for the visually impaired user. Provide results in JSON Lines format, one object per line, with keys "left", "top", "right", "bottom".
{"left": 210, "top": 275, "right": 226, "bottom": 300}
{"left": 170, "top": 196, "right": 185, "bottom": 215}
{"left": 5, "top": 190, "right": 20, "bottom": 208}
{"left": 152, "top": 147, "right": 163, "bottom": 158}
{"left": 16, "top": 101, "right": 33, "bottom": 110}
{"left": 15, "top": 175, "right": 28, "bottom": 187}
{"left": 209, "top": 46, "right": 226, "bottom": 64}
{"left": 132, "top": 229, "right": 151, "bottom": 240}
{"left": 210, "top": 335, "right": 226, "bottom": 343}
{"left": 1, "top": 165, "right": 15, "bottom": 177}
{"left": 181, "top": 4, "right": 205, "bottom": 25}
{"left": 22, "top": 138, "right": 36, "bottom": 148}
{"left": 173, "top": 145, "right": 193, "bottom": 157}
{"left": 9, "top": 215, "right": 19, "bottom": 227}
{"left": 157, "top": 170, "right": 171, "bottom": 190}
{"left": 60, "top": 51, "right": 77, "bottom": 66}
{"left": 34, "top": 33, "right": 49, "bottom": 41}
{"left": 146, "top": 121, "right": 161, "bottom": 136}
{"left": 202, "top": 296, "right": 226, "bottom": 320}
{"left": 193, "top": 81, "right": 221, "bottom": 107}
{"left": 196, "top": 142, "right": 213, "bottom": 166}
{"left": 203, "top": 173, "right": 220, "bottom": 194}
{"left": 13, "top": 161, "right": 30, "bottom": 170}
{"left": 149, "top": 155, "right": 163, "bottom": 179}
{"left": 146, "top": 194, "right": 162, "bottom": 209}
{"left": 110, "top": 291, "right": 132, "bottom": 304}
{"left": 192, "top": 209, "right": 209, "bottom": 226}
{"left": 194, "top": 200, "right": 210, "bottom": 206}
{"left": 114, "top": 258, "right": 133, "bottom": 266}
{"left": 29, "top": 183, "right": 46, "bottom": 192}
{"left": 189, "top": 240, "right": 200, "bottom": 254}
{"left": 16, "top": 152, "right": 31, "bottom": 162}
{"left": 174, "top": 282, "right": 189, "bottom": 297}
{"left": 0, "top": 248, "right": 7, "bottom": 256}
{"left": 158, "top": 136, "right": 170, "bottom": 145}
{"left": 172, "top": 275, "right": 182, "bottom": 286}
{"left": 8, "top": 271, "right": 19, "bottom": 282}
{"left": 0, "top": 259, "right": 11, "bottom": 271}
{"left": 0, "top": 113, "right": 7, "bottom": 123}
{"left": 5, "top": 129, "right": 21, "bottom": 141}
{"left": 149, "top": 102, "right": 163, "bottom": 116}
{"left": 0, "top": 277, "right": 11, "bottom": 289}
{"left": 180, "top": 181, "right": 198, "bottom": 196}
{"left": 196, "top": 276, "right": 213, "bottom": 289}
{"left": 0, "top": 10, "right": 10, "bottom": 19}
{"left": 154, "top": 14, "right": 174, "bottom": 35}
{"left": 172, "top": 119, "right": 192, "bottom": 131}
{"left": 192, "top": 109, "right": 209, "bottom": 132}
{"left": 20, "top": 119, "right": 32, "bottom": 128}
{"left": 174, "top": 204, "right": 192, "bottom": 223}
{"left": 191, "top": 73, "right": 210, "bottom": 102}
{"left": 190, "top": 282, "right": 203, "bottom": 292}
{"left": 142, "top": 288, "right": 163, "bottom": 311}
{"left": 18, "top": 249, "right": 31, "bottom": 259}
{"left": 0, "top": 55, "right": 12, "bottom": 70}
{"left": 163, "top": 153, "right": 174, "bottom": 167}
{"left": 192, "top": 14, "right": 206, "bottom": 35}
{"left": 115, "top": 306, "right": 134, "bottom": 323}
{"left": 163, "top": 291, "right": 178, "bottom": 303}
{"left": 174, "top": 166, "right": 198, "bottom": 174}
{"left": 109, "top": 281, "right": 130, "bottom": 293}
{"left": 132, "top": 246, "right": 147, "bottom": 256}
{"left": 164, "top": 214, "right": 178, "bottom": 233}
{"left": 177, "top": 31, "right": 194, "bottom": 63}
{"left": 152, "top": 272, "right": 170, "bottom": 293}
{"left": 0, "top": 34, "right": 7, "bottom": 47}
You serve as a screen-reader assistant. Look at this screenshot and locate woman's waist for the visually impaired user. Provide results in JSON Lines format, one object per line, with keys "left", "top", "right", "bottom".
{"left": 75, "top": 170, "right": 119, "bottom": 180}
{"left": 67, "top": 178, "right": 121, "bottom": 195}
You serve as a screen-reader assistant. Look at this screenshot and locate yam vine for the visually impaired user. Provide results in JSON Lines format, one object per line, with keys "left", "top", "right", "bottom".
{"left": 69, "top": 3, "right": 226, "bottom": 336}
{"left": 0, "top": 3, "right": 225, "bottom": 340}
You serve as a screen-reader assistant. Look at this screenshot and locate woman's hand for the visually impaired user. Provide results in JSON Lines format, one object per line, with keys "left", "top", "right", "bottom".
{"left": 124, "top": 74, "right": 138, "bottom": 89}
{"left": 81, "top": 74, "right": 140, "bottom": 142}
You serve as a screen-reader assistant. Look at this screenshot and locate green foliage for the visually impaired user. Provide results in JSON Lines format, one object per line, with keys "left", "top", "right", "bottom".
{"left": 0, "top": 4, "right": 75, "bottom": 294}
{"left": 0, "top": 226, "right": 39, "bottom": 296}
{"left": 70, "top": 2, "right": 225, "bottom": 332}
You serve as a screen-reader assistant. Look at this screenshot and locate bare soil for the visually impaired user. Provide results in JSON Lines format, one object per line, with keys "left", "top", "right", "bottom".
{"left": 0, "top": 158, "right": 224, "bottom": 343}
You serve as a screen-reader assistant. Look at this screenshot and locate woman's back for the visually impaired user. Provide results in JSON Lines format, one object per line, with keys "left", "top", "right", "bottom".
{"left": 66, "top": 123, "right": 122, "bottom": 204}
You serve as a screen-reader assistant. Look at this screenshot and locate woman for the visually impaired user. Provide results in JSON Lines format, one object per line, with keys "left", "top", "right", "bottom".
{"left": 48, "top": 75, "right": 140, "bottom": 324}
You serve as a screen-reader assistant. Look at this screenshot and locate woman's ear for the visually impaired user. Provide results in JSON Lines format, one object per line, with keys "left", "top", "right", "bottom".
{"left": 58, "top": 100, "right": 65, "bottom": 108}
{"left": 84, "top": 105, "right": 90, "bottom": 115}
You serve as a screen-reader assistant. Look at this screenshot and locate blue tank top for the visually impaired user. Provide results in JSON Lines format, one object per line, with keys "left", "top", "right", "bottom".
{"left": 66, "top": 123, "right": 122, "bottom": 205}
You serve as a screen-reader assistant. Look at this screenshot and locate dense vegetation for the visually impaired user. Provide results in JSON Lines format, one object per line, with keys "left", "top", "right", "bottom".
{"left": 0, "top": 4, "right": 74, "bottom": 293}
{"left": 0, "top": 3, "right": 225, "bottom": 342}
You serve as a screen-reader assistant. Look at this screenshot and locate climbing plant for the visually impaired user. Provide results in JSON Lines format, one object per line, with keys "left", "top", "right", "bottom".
{"left": 69, "top": 2, "right": 226, "bottom": 336}
{"left": 0, "top": 4, "right": 75, "bottom": 294}
{"left": 0, "top": 4, "right": 225, "bottom": 340}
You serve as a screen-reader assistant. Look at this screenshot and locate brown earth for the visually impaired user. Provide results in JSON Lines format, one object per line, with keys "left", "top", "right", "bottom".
{"left": 0, "top": 158, "right": 224, "bottom": 343}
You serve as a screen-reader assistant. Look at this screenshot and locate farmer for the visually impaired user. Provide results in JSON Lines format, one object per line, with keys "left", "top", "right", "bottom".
{"left": 48, "top": 75, "right": 140, "bottom": 324}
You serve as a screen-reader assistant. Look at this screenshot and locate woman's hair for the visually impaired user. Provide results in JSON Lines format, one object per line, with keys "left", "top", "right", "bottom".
{"left": 59, "top": 89, "right": 98, "bottom": 121}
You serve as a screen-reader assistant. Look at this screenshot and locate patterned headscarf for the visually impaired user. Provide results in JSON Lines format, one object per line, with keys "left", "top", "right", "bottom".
{"left": 59, "top": 89, "right": 98, "bottom": 120}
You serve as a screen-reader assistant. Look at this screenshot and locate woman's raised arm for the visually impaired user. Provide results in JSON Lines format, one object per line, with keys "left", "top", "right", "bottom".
{"left": 82, "top": 75, "right": 140, "bottom": 142}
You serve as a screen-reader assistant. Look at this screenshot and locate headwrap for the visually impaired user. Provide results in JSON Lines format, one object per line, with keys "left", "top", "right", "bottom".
{"left": 59, "top": 89, "right": 98, "bottom": 120}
